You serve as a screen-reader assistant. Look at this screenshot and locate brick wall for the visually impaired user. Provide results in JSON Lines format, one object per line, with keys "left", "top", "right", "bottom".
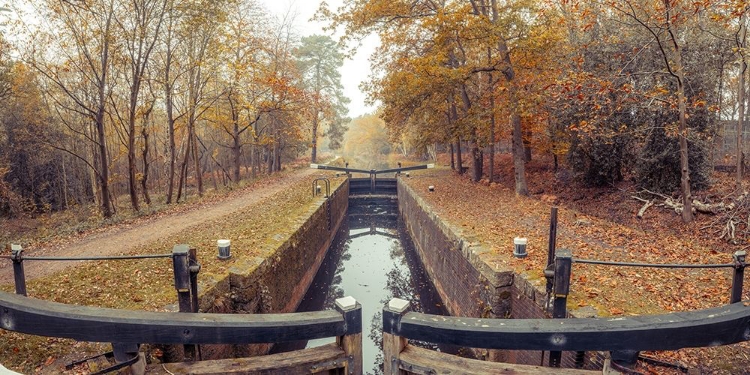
{"left": 397, "top": 180, "right": 514, "bottom": 322}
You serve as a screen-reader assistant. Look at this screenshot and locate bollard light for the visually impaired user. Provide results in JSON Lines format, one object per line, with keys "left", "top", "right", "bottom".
{"left": 513, "top": 237, "right": 528, "bottom": 258}
{"left": 428, "top": 185, "right": 435, "bottom": 192}
{"left": 217, "top": 239, "right": 231, "bottom": 260}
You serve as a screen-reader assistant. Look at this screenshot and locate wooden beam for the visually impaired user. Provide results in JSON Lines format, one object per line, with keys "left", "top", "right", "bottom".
{"left": 385, "top": 302, "right": 750, "bottom": 352}
{"left": 397, "top": 345, "right": 598, "bottom": 375}
{"left": 0, "top": 291, "right": 345, "bottom": 344}
{"left": 150, "top": 343, "right": 347, "bottom": 375}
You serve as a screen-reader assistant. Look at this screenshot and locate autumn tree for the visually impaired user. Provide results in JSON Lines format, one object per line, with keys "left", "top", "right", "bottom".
{"left": 174, "top": 0, "right": 227, "bottom": 201}
{"left": 28, "top": 0, "right": 118, "bottom": 218}
{"left": 321, "top": 0, "right": 563, "bottom": 192}
{"left": 294, "top": 35, "right": 349, "bottom": 163}
{"left": 604, "top": 0, "right": 713, "bottom": 223}
{"left": 211, "top": 0, "right": 270, "bottom": 182}
{"left": 156, "top": 0, "right": 185, "bottom": 204}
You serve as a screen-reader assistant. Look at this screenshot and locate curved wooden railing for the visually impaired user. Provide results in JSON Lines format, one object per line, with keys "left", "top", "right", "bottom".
{"left": 382, "top": 298, "right": 750, "bottom": 374}
{"left": 0, "top": 291, "right": 362, "bottom": 374}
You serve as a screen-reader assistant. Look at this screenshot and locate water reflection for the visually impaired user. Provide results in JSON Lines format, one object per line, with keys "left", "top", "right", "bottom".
{"left": 273, "top": 197, "right": 454, "bottom": 375}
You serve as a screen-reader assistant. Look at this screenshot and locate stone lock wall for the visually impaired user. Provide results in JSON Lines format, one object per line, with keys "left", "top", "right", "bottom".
{"left": 398, "top": 178, "right": 604, "bottom": 369}
{"left": 397, "top": 180, "right": 514, "bottom": 362}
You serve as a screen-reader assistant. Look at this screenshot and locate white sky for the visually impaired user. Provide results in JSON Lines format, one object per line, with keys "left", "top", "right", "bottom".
{"left": 258, "top": 0, "right": 379, "bottom": 118}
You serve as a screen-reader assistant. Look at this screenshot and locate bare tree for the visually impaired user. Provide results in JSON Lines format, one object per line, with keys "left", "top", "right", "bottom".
{"left": 113, "top": 0, "right": 167, "bottom": 211}
{"left": 29, "top": 0, "right": 119, "bottom": 218}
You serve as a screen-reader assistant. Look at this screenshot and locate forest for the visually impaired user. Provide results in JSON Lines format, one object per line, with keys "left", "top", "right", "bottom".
{"left": 0, "top": 0, "right": 749, "bottom": 227}
{"left": 0, "top": 0, "right": 349, "bottom": 219}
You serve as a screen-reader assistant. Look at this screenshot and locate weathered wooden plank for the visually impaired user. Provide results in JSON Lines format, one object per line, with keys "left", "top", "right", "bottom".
{"left": 0, "top": 291, "right": 345, "bottom": 344}
{"left": 149, "top": 343, "right": 347, "bottom": 375}
{"left": 388, "top": 301, "right": 750, "bottom": 351}
{"left": 397, "top": 345, "right": 598, "bottom": 375}
{"left": 383, "top": 332, "right": 407, "bottom": 375}
{"left": 339, "top": 332, "right": 362, "bottom": 375}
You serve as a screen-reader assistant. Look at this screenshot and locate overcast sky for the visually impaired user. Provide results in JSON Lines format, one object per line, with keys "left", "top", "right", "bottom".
{"left": 258, "top": 0, "right": 379, "bottom": 118}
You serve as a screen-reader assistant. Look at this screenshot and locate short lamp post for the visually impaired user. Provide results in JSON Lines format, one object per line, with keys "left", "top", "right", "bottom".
{"left": 513, "top": 237, "right": 528, "bottom": 258}
{"left": 217, "top": 239, "right": 231, "bottom": 260}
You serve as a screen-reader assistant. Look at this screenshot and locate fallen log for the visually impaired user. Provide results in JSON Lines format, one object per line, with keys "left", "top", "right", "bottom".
{"left": 632, "top": 196, "right": 654, "bottom": 219}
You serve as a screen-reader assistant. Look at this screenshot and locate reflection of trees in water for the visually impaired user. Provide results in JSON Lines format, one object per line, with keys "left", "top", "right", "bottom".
{"left": 365, "top": 237, "right": 445, "bottom": 375}
{"left": 323, "top": 250, "right": 350, "bottom": 307}
{"left": 368, "top": 310, "right": 384, "bottom": 375}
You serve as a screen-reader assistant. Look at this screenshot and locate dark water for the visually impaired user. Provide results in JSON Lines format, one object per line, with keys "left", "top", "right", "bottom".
{"left": 272, "top": 197, "right": 454, "bottom": 375}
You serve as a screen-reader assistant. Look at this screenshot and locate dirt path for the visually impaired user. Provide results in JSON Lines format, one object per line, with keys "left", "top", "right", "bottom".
{"left": 0, "top": 168, "right": 317, "bottom": 285}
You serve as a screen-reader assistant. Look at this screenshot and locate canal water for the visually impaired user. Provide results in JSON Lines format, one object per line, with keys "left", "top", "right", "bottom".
{"left": 273, "top": 196, "right": 454, "bottom": 374}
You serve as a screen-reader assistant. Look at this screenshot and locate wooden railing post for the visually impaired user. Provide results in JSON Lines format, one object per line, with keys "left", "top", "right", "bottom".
{"left": 731, "top": 250, "right": 746, "bottom": 304}
{"left": 549, "top": 249, "right": 571, "bottom": 367}
{"left": 383, "top": 298, "right": 410, "bottom": 375}
{"left": 10, "top": 244, "right": 26, "bottom": 296}
{"left": 335, "top": 296, "right": 362, "bottom": 375}
{"left": 172, "top": 244, "right": 195, "bottom": 361}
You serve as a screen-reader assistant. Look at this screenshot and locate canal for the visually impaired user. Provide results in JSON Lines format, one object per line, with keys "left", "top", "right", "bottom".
{"left": 273, "top": 196, "right": 454, "bottom": 374}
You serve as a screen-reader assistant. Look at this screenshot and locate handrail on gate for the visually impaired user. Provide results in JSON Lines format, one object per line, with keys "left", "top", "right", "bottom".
{"left": 311, "top": 163, "right": 434, "bottom": 195}
{"left": 312, "top": 177, "right": 331, "bottom": 197}
{"left": 0, "top": 243, "right": 364, "bottom": 374}
{"left": 309, "top": 163, "right": 435, "bottom": 176}
{"left": 382, "top": 297, "right": 750, "bottom": 374}
{"left": 539, "top": 207, "right": 748, "bottom": 369}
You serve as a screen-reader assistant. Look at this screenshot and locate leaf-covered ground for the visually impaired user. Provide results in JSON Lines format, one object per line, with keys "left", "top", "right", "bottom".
{"left": 403, "top": 156, "right": 749, "bottom": 374}
{"left": 0, "top": 168, "right": 345, "bottom": 374}
{"left": 1, "top": 154, "right": 747, "bottom": 373}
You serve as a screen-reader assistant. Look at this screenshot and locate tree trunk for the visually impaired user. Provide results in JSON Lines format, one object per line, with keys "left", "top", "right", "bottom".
{"left": 523, "top": 128, "right": 532, "bottom": 162}
{"left": 127, "top": 127, "right": 140, "bottom": 212}
{"left": 737, "top": 18, "right": 747, "bottom": 192}
{"left": 455, "top": 136, "right": 463, "bottom": 174}
{"left": 176, "top": 134, "right": 191, "bottom": 203}
{"left": 233, "top": 120, "right": 241, "bottom": 182}
{"left": 141, "top": 118, "right": 152, "bottom": 206}
{"left": 267, "top": 144, "right": 274, "bottom": 175}
{"left": 311, "top": 112, "right": 319, "bottom": 163}
{"left": 449, "top": 143, "right": 455, "bottom": 170}
{"left": 96, "top": 108, "right": 112, "bottom": 217}
{"left": 511, "top": 113, "right": 528, "bottom": 195}
{"left": 191, "top": 130, "right": 203, "bottom": 197}
{"left": 663, "top": 1, "right": 692, "bottom": 223}
{"left": 61, "top": 155, "right": 69, "bottom": 209}
{"left": 470, "top": 131, "right": 483, "bottom": 182}
{"left": 489, "top": 0, "right": 527, "bottom": 195}
{"left": 251, "top": 143, "right": 258, "bottom": 178}
{"left": 510, "top": 85, "right": 528, "bottom": 196}
{"left": 276, "top": 142, "right": 282, "bottom": 172}
{"left": 488, "top": 98, "right": 496, "bottom": 182}
{"left": 165, "top": 76, "right": 176, "bottom": 204}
